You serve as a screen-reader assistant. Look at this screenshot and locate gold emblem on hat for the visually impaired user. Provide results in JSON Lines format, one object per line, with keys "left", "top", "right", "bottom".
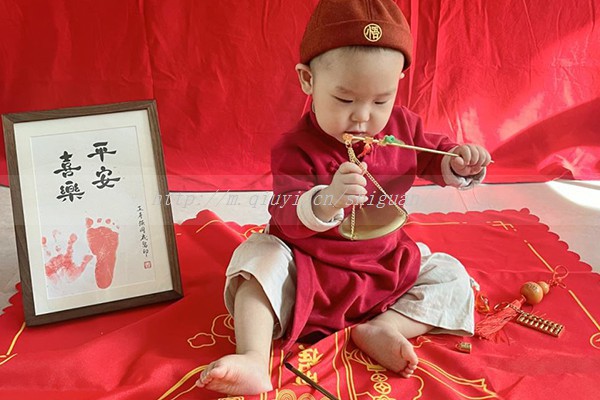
{"left": 363, "top": 23, "right": 382, "bottom": 42}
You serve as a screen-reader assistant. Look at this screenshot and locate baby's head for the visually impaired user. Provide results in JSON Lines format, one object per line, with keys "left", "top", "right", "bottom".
{"left": 296, "top": 0, "right": 413, "bottom": 142}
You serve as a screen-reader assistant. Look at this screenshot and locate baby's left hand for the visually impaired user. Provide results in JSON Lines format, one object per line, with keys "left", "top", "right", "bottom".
{"left": 450, "top": 144, "right": 491, "bottom": 177}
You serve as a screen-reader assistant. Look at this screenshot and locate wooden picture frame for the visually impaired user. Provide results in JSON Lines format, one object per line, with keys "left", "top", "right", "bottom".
{"left": 2, "top": 100, "right": 182, "bottom": 325}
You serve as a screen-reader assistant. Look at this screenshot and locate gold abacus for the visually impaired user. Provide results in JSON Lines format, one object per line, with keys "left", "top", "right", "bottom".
{"left": 508, "top": 303, "right": 565, "bottom": 337}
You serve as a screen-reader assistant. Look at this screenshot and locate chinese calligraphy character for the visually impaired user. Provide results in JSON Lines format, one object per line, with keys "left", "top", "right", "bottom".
{"left": 56, "top": 180, "right": 85, "bottom": 202}
{"left": 87, "top": 141, "right": 117, "bottom": 162}
{"left": 91, "top": 166, "right": 121, "bottom": 189}
{"left": 54, "top": 151, "right": 85, "bottom": 202}
{"left": 88, "top": 141, "right": 121, "bottom": 189}
{"left": 53, "top": 151, "right": 82, "bottom": 178}
{"left": 137, "top": 205, "right": 150, "bottom": 258}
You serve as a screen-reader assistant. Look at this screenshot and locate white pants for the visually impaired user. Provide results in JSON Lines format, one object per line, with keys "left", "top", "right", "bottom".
{"left": 224, "top": 233, "right": 475, "bottom": 339}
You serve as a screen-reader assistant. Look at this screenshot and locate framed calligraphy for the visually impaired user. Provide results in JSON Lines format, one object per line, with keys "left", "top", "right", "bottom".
{"left": 2, "top": 100, "right": 182, "bottom": 325}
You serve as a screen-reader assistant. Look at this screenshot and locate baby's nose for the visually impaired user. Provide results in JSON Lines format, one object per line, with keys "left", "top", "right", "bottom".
{"left": 351, "top": 107, "right": 370, "bottom": 123}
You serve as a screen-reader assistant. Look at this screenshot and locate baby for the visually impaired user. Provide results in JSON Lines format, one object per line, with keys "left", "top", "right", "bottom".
{"left": 198, "top": 0, "right": 491, "bottom": 395}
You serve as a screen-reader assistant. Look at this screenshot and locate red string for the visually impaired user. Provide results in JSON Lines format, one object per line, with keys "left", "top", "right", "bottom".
{"left": 548, "top": 265, "right": 569, "bottom": 288}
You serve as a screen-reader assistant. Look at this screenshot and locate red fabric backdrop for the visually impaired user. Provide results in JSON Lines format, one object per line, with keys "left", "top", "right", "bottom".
{"left": 1, "top": 0, "right": 599, "bottom": 191}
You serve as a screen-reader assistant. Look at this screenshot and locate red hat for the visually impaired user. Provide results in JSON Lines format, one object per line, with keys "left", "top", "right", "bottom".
{"left": 300, "top": 0, "right": 413, "bottom": 70}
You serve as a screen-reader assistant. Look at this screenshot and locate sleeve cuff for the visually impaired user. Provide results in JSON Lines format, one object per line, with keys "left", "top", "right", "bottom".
{"left": 297, "top": 185, "right": 344, "bottom": 232}
{"left": 441, "top": 147, "right": 486, "bottom": 189}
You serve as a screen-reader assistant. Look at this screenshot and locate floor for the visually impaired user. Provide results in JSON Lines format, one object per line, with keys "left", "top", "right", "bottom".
{"left": 1, "top": 181, "right": 599, "bottom": 315}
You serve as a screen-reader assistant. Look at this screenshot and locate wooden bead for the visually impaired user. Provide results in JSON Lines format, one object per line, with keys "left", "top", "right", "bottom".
{"left": 520, "top": 282, "right": 544, "bottom": 305}
{"left": 537, "top": 281, "right": 550, "bottom": 295}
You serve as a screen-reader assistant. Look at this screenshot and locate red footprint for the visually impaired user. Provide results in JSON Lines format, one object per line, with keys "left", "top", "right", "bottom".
{"left": 42, "top": 232, "right": 93, "bottom": 284}
{"left": 86, "top": 218, "right": 120, "bottom": 289}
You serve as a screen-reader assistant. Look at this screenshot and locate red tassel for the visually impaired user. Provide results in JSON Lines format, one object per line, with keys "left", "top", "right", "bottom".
{"left": 475, "top": 296, "right": 525, "bottom": 340}
{"left": 356, "top": 142, "right": 372, "bottom": 158}
{"left": 356, "top": 137, "right": 374, "bottom": 158}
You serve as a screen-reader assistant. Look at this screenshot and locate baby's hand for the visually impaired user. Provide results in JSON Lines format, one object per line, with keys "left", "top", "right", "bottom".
{"left": 324, "top": 161, "right": 368, "bottom": 209}
{"left": 450, "top": 144, "right": 491, "bottom": 177}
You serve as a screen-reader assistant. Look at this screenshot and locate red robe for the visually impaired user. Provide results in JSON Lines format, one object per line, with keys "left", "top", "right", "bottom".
{"left": 268, "top": 106, "right": 457, "bottom": 345}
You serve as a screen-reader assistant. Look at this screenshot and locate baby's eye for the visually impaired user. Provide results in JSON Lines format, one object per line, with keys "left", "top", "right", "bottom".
{"left": 333, "top": 96, "right": 353, "bottom": 104}
{"left": 374, "top": 100, "right": 390, "bottom": 105}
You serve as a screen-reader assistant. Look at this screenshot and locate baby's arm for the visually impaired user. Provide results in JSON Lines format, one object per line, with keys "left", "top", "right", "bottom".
{"left": 313, "top": 161, "right": 368, "bottom": 222}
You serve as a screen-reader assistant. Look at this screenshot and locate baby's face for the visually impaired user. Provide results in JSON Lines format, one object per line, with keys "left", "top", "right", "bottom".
{"left": 300, "top": 48, "right": 405, "bottom": 143}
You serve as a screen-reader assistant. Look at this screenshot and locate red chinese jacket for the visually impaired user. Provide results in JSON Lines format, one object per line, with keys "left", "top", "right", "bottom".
{"left": 268, "top": 106, "right": 457, "bottom": 346}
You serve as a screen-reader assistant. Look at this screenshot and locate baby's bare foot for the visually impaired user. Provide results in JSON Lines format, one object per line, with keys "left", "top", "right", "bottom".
{"left": 352, "top": 319, "right": 418, "bottom": 378}
{"left": 196, "top": 352, "right": 273, "bottom": 395}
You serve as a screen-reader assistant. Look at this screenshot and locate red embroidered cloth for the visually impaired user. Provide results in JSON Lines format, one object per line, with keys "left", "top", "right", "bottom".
{"left": 1, "top": 209, "right": 599, "bottom": 399}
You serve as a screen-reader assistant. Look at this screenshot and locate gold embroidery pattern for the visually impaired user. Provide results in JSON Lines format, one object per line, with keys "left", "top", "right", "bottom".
{"left": 276, "top": 389, "right": 296, "bottom": 400}
{"left": 278, "top": 350, "right": 285, "bottom": 389}
{"left": 187, "top": 332, "right": 215, "bottom": 349}
{"left": 341, "top": 328, "right": 358, "bottom": 400}
{"left": 347, "top": 349, "right": 393, "bottom": 399}
{"left": 523, "top": 240, "right": 555, "bottom": 273}
{"left": 405, "top": 221, "right": 466, "bottom": 227}
{"left": 333, "top": 331, "right": 343, "bottom": 398}
{"left": 275, "top": 389, "right": 318, "bottom": 400}
{"left": 294, "top": 347, "right": 324, "bottom": 386}
{"left": 593, "top": 333, "right": 600, "bottom": 350}
{"left": 416, "top": 358, "right": 498, "bottom": 399}
{"left": 194, "top": 218, "right": 265, "bottom": 239}
{"left": 157, "top": 364, "right": 206, "bottom": 400}
{"left": 568, "top": 290, "right": 600, "bottom": 350}
{"left": 195, "top": 219, "right": 223, "bottom": 234}
{"left": 243, "top": 225, "right": 265, "bottom": 238}
{"left": 487, "top": 220, "right": 516, "bottom": 231}
{"left": 187, "top": 314, "right": 235, "bottom": 350}
{"left": 0, "top": 322, "right": 25, "bottom": 366}
{"left": 370, "top": 373, "right": 392, "bottom": 398}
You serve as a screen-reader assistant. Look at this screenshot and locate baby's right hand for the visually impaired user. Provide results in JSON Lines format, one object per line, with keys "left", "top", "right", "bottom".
{"left": 324, "top": 161, "right": 368, "bottom": 209}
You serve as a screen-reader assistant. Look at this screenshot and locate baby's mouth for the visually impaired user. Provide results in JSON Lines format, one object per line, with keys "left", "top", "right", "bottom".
{"left": 344, "top": 131, "right": 370, "bottom": 138}
{"left": 344, "top": 131, "right": 376, "bottom": 139}
{"left": 342, "top": 131, "right": 373, "bottom": 144}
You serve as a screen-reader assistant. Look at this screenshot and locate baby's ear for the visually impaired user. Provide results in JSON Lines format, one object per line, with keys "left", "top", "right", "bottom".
{"left": 295, "top": 63, "right": 314, "bottom": 95}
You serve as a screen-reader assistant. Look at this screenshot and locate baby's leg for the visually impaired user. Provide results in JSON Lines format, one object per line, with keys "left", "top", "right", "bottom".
{"left": 197, "top": 277, "right": 274, "bottom": 394}
{"left": 351, "top": 310, "right": 431, "bottom": 378}
{"left": 353, "top": 245, "right": 475, "bottom": 377}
